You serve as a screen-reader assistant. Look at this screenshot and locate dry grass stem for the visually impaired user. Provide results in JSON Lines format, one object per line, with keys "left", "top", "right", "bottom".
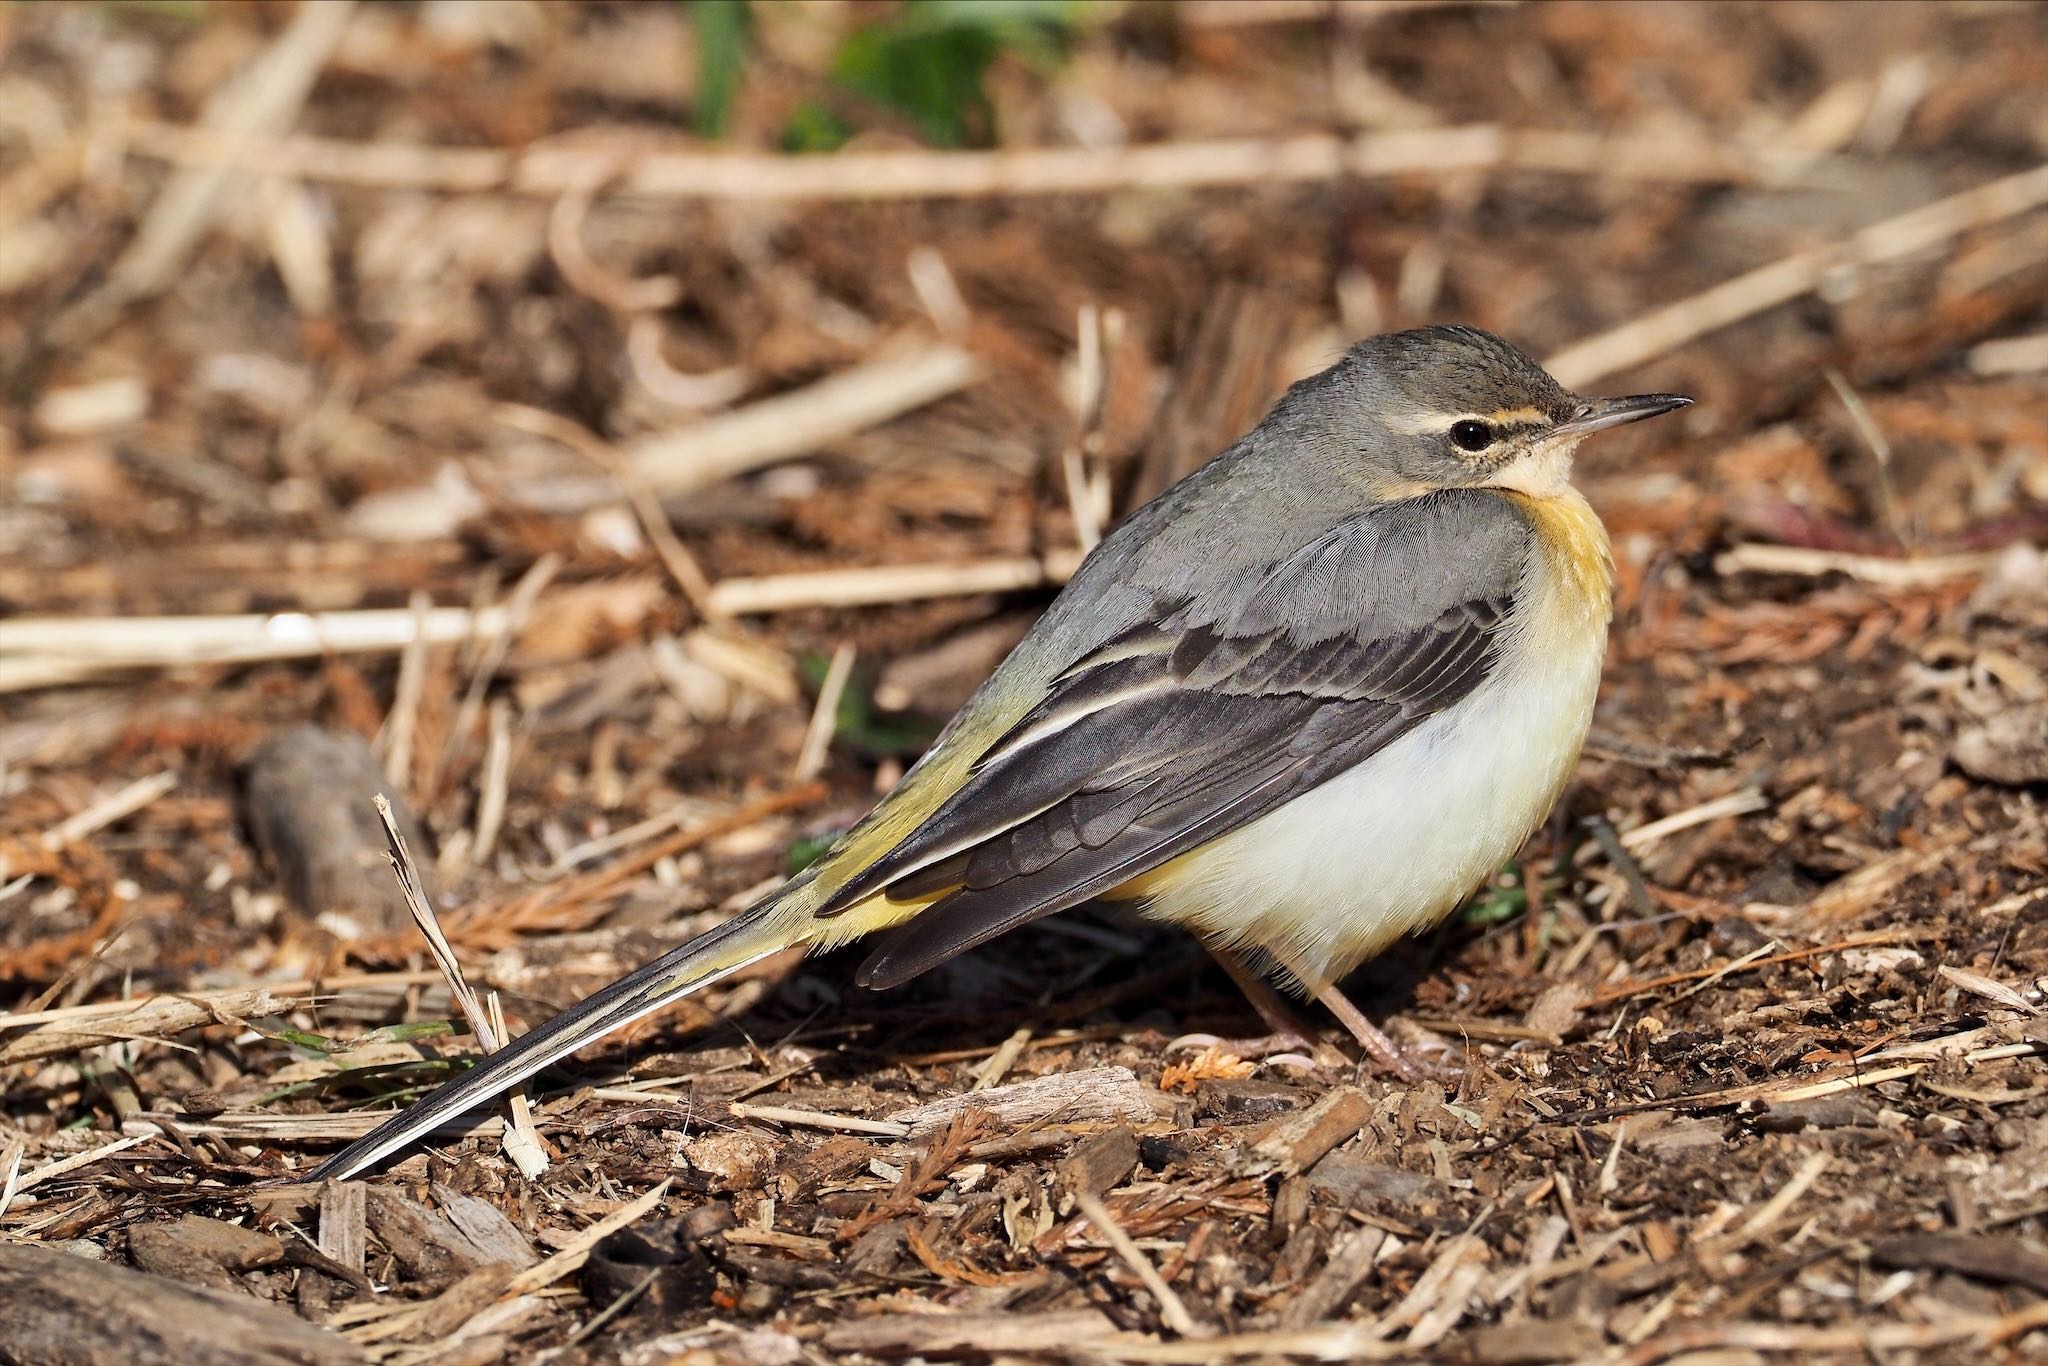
{"left": 0, "top": 1140, "right": 22, "bottom": 1223}
{"left": 1616, "top": 788, "right": 1768, "bottom": 853}
{"left": 791, "top": 643, "right": 856, "bottom": 783}
{"left": 39, "top": 771, "right": 178, "bottom": 852}
{"left": 624, "top": 343, "right": 983, "bottom": 498}
{"left": 725, "top": 1103, "right": 912, "bottom": 1137}
{"left": 374, "top": 793, "right": 546, "bottom": 1174}
{"left": 1544, "top": 160, "right": 2048, "bottom": 386}
{"left": 10, "top": 1136, "right": 148, "bottom": 1196}
{"left": 969, "top": 1028, "right": 1035, "bottom": 1092}
{"left": 0, "top": 606, "right": 515, "bottom": 692}
{"left": 501, "top": 1180, "right": 670, "bottom": 1298}
{"left": 119, "top": 121, "right": 1869, "bottom": 203}
{"left": 0, "top": 987, "right": 320, "bottom": 1065}
{"left": 51, "top": 2, "right": 354, "bottom": 347}
{"left": 540, "top": 800, "right": 714, "bottom": 878}
{"left": 1073, "top": 1188, "right": 1209, "bottom": 1339}
{"left": 431, "top": 555, "right": 561, "bottom": 800}
{"left": 707, "top": 548, "right": 1086, "bottom": 617}
{"left": 1969, "top": 331, "right": 2048, "bottom": 374}
{"left": 379, "top": 591, "right": 434, "bottom": 788}
{"left": 1714, "top": 542, "right": 2000, "bottom": 584}
{"left": 468, "top": 699, "right": 514, "bottom": 873}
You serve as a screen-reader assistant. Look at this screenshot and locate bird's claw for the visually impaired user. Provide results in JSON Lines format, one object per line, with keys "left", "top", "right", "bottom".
{"left": 1166, "top": 1030, "right": 1348, "bottom": 1070}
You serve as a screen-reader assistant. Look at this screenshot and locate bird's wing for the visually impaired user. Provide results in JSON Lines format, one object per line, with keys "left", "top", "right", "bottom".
{"left": 815, "top": 491, "right": 1536, "bottom": 987}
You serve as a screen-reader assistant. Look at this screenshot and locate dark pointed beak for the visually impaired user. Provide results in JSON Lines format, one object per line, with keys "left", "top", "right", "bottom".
{"left": 1554, "top": 393, "right": 1692, "bottom": 439}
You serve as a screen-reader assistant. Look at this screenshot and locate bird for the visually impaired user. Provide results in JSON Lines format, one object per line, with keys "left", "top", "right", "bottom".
{"left": 312, "top": 325, "right": 1689, "bottom": 1181}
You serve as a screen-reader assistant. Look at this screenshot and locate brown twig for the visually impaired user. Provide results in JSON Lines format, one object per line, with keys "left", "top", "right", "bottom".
{"left": 1586, "top": 930, "right": 1905, "bottom": 1008}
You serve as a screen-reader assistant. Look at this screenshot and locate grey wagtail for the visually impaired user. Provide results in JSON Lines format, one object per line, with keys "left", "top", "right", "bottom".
{"left": 313, "top": 325, "right": 1688, "bottom": 1180}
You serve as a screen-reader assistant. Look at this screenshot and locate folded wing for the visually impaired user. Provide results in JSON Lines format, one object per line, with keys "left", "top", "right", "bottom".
{"left": 814, "top": 491, "right": 1534, "bottom": 987}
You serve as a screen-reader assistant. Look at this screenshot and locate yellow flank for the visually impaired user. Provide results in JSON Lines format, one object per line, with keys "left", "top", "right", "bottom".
{"left": 1102, "top": 851, "right": 1197, "bottom": 902}
{"left": 804, "top": 884, "right": 948, "bottom": 950}
{"left": 785, "top": 692, "right": 1039, "bottom": 944}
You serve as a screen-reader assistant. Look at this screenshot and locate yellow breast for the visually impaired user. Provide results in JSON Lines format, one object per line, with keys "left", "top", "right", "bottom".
{"left": 1505, "top": 486, "right": 1613, "bottom": 636}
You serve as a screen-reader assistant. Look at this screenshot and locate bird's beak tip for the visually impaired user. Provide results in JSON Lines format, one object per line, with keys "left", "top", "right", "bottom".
{"left": 1558, "top": 392, "right": 1694, "bottom": 437}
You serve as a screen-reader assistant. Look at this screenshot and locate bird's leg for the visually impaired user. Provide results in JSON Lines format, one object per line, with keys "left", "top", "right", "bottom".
{"left": 1254, "top": 943, "right": 1424, "bottom": 1082}
{"left": 1301, "top": 975, "right": 1421, "bottom": 1081}
{"left": 1172, "top": 945, "right": 1428, "bottom": 1079}
{"left": 1168, "top": 945, "right": 1347, "bottom": 1070}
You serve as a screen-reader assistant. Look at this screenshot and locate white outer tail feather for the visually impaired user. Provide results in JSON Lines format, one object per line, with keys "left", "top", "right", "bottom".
{"left": 308, "top": 904, "right": 790, "bottom": 1182}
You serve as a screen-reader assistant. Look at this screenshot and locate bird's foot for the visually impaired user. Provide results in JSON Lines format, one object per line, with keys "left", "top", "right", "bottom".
{"left": 1166, "top": 1030, "right": 1345, "bottom": 1073}
{"left": 1204, "top": 941, "right": 1433, "bottom": 1081}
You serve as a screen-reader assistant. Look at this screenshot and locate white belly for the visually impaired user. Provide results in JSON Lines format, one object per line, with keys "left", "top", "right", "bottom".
{"left": 1140, "top": 562, "right": 1606, "bottom": 986}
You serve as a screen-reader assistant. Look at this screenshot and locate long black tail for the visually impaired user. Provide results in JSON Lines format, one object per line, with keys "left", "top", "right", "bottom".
{"left": 309, "top": 902, "right": 788, "bottom": 1181}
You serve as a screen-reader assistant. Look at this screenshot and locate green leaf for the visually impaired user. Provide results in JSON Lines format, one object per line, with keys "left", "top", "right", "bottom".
{"left": 257, "top": 1056, "right": 471, "bottom": 1107}
{"left": 1460, "top": 861, "right": 1528, "bottom": 926}
{"left": 267, "top": 1026, "right": 343, "bottom": 1053}
{"left": 257, "top": 1018, "right": 462, "bottom": 1059}
{"left": 691, "top": 0, "right": 752, "bottom": 139}
{"left": 827, "top": 0, "right": 1082, "bottom": 148}
{"left": 796, "top": 653, "right": 941, "bottom": 759}
{"left": 780, "top": 101, "right": 852, "bottom": 153}
{"left": 833, "top": 22, "right": 994, "bottom": 147}
{"left": 786, "top": 828, "right": 846, "bottom": 876}
{"left": 98, "top": 0, "right": 213, "bottom": 25}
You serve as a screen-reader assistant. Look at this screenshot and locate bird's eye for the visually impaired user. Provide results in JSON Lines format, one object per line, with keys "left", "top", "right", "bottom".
{"left": 1449, "top": 419, "right": 1494, "bottom": 452}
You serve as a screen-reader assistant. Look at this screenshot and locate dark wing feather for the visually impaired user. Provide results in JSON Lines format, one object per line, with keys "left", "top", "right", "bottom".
{"left": 815, "top": 495, "right": 1534, "bottom": 988}
{"left": 853, "top": 615, "right": 1494, "bottom": 987}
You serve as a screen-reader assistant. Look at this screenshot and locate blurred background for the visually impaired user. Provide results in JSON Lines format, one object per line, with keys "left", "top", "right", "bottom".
{"left": 3, "top": 1, "right": 2048, "bottom": 1357}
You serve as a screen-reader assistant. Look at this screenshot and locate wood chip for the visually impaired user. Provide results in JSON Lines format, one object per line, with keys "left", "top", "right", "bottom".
{"left": 1953, "top": 700, "right": 2048, "bottom": 786}
{"left": 823, "top": 1308, "right": 1121, "bottom": 1355}
{"left": 501, "top": 1180, "right": 669, "bottom": 1298}
{"left": 1798, "top": 845, "right": 1958, "bottom": 927}
{"left": 318, "top": 1180, "right": 367, "bottom": 1279}
{"left": 1054, "top": 1127, "right": 1139, "bottom": 1208}
{"left": 1462, "top": 1319, "right": 1607, "bottom": 1364}
{"left": 244, "top": 725, "right": 433, "bottom": 935}
{"left": 364, "top": 1187, "right": 505, "bottom": 1281}
{"left": 129, "top": 1216, "right": 284, "bottom": 1296}
{"left": 0, "top": 1239, "right": 365, "bottom": 1365}
{"left": 1869, "top": 1232, "right": 2048, "bottom": 1295}
{"left": 430, "top": 1185, "right": 539, "bottom": 1269}
{"left": 0, "top": 988, "right": 312, "bottom": 1065}
{"left": 888, "top": 1066, "right": 1167, "bottom": 1134}
{"left": 1246, "top": 1086, "right": 1375, "bottom": 1175}
{"left": 1305, "top": 1152, "right": 1446, "bottom": 1211}
{"left": 1282, "top": 1224, "right": 1388, "bottom": 1327}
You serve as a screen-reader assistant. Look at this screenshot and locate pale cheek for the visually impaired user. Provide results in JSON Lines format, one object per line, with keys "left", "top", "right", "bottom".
{"left": 1486, "top": 437, "right": 1583, "bottom": 497}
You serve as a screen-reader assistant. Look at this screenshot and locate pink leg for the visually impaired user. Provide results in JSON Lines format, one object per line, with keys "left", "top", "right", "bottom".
{"left": 1241, "top": 942, "right": 1424, "bottom": 1079}
{"left": 1304, "top": 976, "right": 1420, "bottom": 1081}
{"left": 1202, "top": 945, "right": 1327, "bottom": 1057}
{"left": 1184, "top": 944, "right": 1419, "bottom": 1078}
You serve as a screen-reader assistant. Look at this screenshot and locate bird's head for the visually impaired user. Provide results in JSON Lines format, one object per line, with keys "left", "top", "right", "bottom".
{"left": 1316, "top": 325, "right": 1691, "bottom": 499}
